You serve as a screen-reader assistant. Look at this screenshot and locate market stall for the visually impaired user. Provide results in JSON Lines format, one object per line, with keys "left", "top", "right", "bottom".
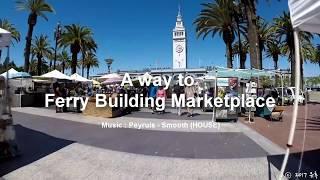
{"left": 84, "top": 78, "right": 124, "bottom": 118}
{"left": 206, "top": 67, "right": 275, "bottom": 122}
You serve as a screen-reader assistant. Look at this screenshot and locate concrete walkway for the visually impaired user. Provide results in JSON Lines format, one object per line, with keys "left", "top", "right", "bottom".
{"left": 0, "top": 108, "right": 289, "bottom": 179}
{"left": 4, "top": 143, "right": 280, "bottom": 180}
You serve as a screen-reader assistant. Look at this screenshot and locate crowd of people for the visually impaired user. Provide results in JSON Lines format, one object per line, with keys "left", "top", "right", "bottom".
{"left": 53, "top": 82, "right": 92, "bottom": 113}
{"left": 51, "top": 80, "right": 203, "bottom": 117}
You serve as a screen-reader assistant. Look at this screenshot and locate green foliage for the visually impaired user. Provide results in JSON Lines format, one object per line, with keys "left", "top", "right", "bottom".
{"left": 16, "top": 0, "right": 55, "bottom": 21}
{"left": 260, "top": 76, "right": 273, "bottom": 88}
{"left": 194, "top": 0, "right": 244, "bottom": 68}
{"left": 0, "top": 19, "right": 21, "bottom": 44}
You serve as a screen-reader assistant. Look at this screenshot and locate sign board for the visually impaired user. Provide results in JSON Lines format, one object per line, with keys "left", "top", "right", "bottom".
{"left": 217, "top": 78, "right": 229, "bottom": 87}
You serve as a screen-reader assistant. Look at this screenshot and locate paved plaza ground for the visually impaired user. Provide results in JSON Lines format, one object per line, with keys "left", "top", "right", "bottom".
{"left": 1, "top": 104, "right": 319, "bottom": 179}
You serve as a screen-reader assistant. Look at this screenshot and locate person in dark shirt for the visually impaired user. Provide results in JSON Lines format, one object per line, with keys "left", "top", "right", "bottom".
{"left": 173, "top": 81, "right": 184, "bottom": 115}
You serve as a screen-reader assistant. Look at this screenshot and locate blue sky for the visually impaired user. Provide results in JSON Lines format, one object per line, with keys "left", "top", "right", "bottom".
{"left": 1, "top": 0, "right": 319, "bottom": 76}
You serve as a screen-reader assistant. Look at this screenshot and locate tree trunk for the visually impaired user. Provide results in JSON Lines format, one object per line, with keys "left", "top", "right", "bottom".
{"left": 236, "top": 14, "right": 243, "bottom": 69}
{"left": 226, "top": 41, "right": 233, "bottom": 68}
{"left": 49, "top": 59, "right": 52, "bottom": 70}
{"left": 243, "top": 0, "right": 260, "bottom": 69}
{"left": 71, "top": 52, "right": 77, "bottom": 74}
{"left": 273, "top": 55, "right": 279, "bottom": 86}
{"left": 259, "top": 41, "right": 263, "bottom": 70}
{"left": 87, "top": 66, "right": 90, "bottom": 79}
{"left": 37, "top": 54, "right": 42, "bottom": 76}
{"left": 300, "top": 58, "right": 304, "bottom": 89}
{"left": 62, "top": 61, "right": 65, "bottom": 74}
{"left": 82, "top": 52, "right": 85, "bottom": 77}
{"left": 24, "top": 13, "right": 37, "bottom": 73}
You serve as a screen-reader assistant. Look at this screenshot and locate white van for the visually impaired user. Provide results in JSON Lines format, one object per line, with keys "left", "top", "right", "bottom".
{"left": 286, "top": 87, "right": 305, "bottom": 104}
{"left": 276, "top": 87, "right": 305, "bottom": 105}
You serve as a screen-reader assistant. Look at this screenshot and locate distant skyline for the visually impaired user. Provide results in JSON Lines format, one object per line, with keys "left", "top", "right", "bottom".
{"left": 1, "top": 0, "right": 319, "bottom": 76}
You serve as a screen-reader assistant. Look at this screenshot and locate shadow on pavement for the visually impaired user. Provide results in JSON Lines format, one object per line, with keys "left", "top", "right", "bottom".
{"left": 267, "top": 149, "right": 320, "bottom": 176}
{"left": 0, "top": 125, "right": 74, "bottom": 176}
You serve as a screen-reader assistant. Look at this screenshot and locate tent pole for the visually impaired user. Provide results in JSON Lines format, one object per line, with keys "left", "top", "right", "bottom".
{"left": 280, "top": 73, "right": 284, "bottom": 106}
{"left": 279, "top": 29, "right": 301, "bottom": 180}
{"left": 212, "top": 68, "right": 217, "bottom": 122}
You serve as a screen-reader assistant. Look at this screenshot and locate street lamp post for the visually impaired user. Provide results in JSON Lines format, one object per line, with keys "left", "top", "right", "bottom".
{"left": 53, "top": 22, "right": 62, "bottom": 70}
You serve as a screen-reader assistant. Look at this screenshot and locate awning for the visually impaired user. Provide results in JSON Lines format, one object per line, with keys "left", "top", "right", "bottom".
{"left": 1, "top": 68, "right": 31, "bottom": 79}
{"left": 98, "top": 73, "right": 122, "bottom": 81}
{"left": 41, "top": 70, "right": 72, "bottom": 80}
{"left": 288, "top": 0, "right": 320, "bottom": 33}
{"left": 207, "top": 67, "right": 274, "bottom": 79}
{"left": 70, "top": 73, "right": 92, "bottom": 82}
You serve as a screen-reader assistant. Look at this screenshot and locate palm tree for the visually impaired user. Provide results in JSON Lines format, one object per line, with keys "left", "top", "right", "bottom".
{"left": 57, "top": 50, "right": 70, "bottom": 74}
{"left": 265, "top": 38, "right": 281, "bottom": 70}
{"left": 311, "top": 44, "right": 320, "bottom": 67}
{"left": 232, "top": 40, "right": 249, "bottom": 69}
{"left": 59, "top": 24, "right": 93, "bottom": 74}
{"left": 0, "top": 19, "right": 21, "bottom": 60}
{"left": 82, "top": 53, "right": 99, "bottom": 78}
{"left": 272, "top": 12, "right": 313, "bottom": 86}
{"left": 240, "top": 0, "right": 260, "bottom": 69}
{"left": 105, "top": 58, "right": 114, "bottom": 73}
{"left": 194, "top": 0, "right": 238, "bottom": 68}
{"left": 29, "top": 58, "right": 49, "bottom": 75}
{"left": 233, "top": 1, "right": 247, "bottom": 69}
{"left": 16, "top": 0, "right": 54, "bottom": 73}
{"left": 81, "top": 38, "right": 97, "bottom": 76}
{"left": 31, "top": 35, "right": 53, "bottom": 75}
{"left": 265, "top": 37, "right": 281, "bottom": 85}
{"left": 257, "top": 17, "right": 270, "bottom": 69}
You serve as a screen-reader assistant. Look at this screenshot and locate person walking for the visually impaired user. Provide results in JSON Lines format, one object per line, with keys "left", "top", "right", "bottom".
{"left": 156, "top": 86, "right": 166, "bottom": 114}
{"left": 53, "top": 82, "right": 62, "bottom": 113}
{"left": 172, "top": 81, "right": 184, "bottom": 116}
{"left": 148, "top": 84, "right": 158, "bottom": 114}
{"left": 185, "top": 84, "right": 196, "bottom": 117}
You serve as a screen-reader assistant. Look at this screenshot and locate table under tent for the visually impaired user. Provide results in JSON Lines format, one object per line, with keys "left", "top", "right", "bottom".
{"left": 201, "top": 67, "right": 276, "bottom": 122}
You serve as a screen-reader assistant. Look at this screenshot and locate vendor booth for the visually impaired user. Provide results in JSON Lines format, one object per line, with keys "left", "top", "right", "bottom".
{"left": 0, "top": 68, "right": 33, "bottom": 107}
{"left": 205, "top": 67, "right": 275, "bottom": 122}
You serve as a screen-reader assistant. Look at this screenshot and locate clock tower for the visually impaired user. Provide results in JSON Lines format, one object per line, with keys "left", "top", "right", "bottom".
{"left": 173, "top": 7, "right": 187, "bottom": 69}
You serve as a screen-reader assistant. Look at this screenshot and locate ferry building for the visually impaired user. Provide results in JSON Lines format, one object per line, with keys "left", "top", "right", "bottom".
{"left": 150, "top": 8, "right": 207, "bottom": 80}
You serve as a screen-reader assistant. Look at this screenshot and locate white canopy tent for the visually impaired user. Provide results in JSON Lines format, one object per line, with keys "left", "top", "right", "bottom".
{"left": 1, "top": 68, "right": 18, "bottom": 77}
{"left": 70, "top": 73, "right": 92, "bottom": 82}
{"left": 40, "top": 70, "right": 72, "bottom": 80}
{"left": 279, "top": 1, "right": 320, "bottom": 179}
{"left": 98, "top": 73, "right": 121, "bottom": 81}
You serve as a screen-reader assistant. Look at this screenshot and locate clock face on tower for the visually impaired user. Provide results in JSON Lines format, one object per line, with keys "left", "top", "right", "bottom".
{"left": 176, "top": 45, "right": 184, "bottom": 53}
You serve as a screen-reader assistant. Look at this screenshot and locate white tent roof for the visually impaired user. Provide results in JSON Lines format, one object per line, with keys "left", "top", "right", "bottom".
{"left": 1, "top": 68, "right": 18, "bottom": 78}
{"left": 1, "top": 68, "right": 18, "bottom": 77}
{"left": 288, "top": 0, "right": 320, "bottom": 33}
{"left": 41, "top": 70, "right": 71, "bottom": 80}
{"left": 70, "top": 73, "right": 91, "bottom": 82}
{"left": 0, "top": 28, "right": 11, "bottom": 48}
{"left": 98, "top": 73, "right": 121, "bottom": 80}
